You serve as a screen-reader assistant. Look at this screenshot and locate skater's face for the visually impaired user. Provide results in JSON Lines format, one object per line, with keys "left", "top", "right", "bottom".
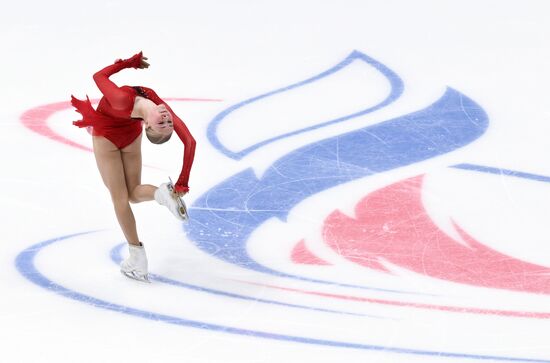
{"left": 145, "top": 104, "right": 174, "bottom": 137}
{"left": 144, "top": 104, "right": 174, "bottom": 144}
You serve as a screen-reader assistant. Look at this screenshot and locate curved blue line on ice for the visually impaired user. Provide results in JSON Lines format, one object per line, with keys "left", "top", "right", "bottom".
{"left": 15, "top": 234, "right": 550, "bottom": 363}
{"left": 207, "top": 50, "right": 404, "bottom": 159}
{"left": 109, "top": 243, "right": 379, "bottom": 318}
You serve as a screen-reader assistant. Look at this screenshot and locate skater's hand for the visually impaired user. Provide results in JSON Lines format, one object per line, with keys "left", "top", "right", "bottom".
{"left": 114, "top": 52, "right": 149, "bottom": 69}
{"left": 173, "top": 184, "right": 189, "bottom": 197}
{"left": 174, "top": 190, "right": 188, "bottom": 198}
{"left": 138, "top": 56, "right": 150, "bottom": 69}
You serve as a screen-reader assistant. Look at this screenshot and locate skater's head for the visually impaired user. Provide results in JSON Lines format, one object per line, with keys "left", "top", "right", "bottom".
{"left": 144, "top": 104, "right": 173, "bottom": 144}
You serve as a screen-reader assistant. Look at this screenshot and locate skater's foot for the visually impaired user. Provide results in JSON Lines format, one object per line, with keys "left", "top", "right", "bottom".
{"left": 120, "top": 243, "right": 150, "bottom": 283}
{"left": 155, "top": 183, "right": 188, "bottom": 221}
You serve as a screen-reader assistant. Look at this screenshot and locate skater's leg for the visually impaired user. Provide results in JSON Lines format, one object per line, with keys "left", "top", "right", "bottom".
{"left": 121, "top": 133, "right": 157, "bottom": 203}
{"left": 93, "top": 136, "right": 140, "bottom": 246}
{"left": 120, "top": 134, "right": 185, "bottom": 221}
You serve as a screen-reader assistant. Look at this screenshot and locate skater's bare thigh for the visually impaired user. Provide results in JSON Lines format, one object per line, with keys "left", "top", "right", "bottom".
{"left": 120, "top": 133, "right": 143, "bottom": 199}
{"left": 92, "top": 136, "right": 128, "bottom": 200}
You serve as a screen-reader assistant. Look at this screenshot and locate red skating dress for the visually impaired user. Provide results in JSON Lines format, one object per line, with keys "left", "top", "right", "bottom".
{"left": 71, "top": 52, "right": 196, "bottom": 193}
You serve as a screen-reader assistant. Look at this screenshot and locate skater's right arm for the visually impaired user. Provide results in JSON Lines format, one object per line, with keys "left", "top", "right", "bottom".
{"left": 92, "top": 52, "right": 149, "bottom": 110}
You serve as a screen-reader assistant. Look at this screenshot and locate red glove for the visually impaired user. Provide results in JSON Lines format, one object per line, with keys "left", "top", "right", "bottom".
{"left": 174, "top": 184, "right": 189, "bottom": 194}
{"left": 115, "top": 51, "right": 144, "bottom": 69}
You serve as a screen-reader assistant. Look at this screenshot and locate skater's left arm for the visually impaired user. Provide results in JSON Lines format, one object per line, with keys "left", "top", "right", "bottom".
{"left": 146, "top": 90, "right": 196, "bottom": 195}
{"left": 169, "top": 107, "right": 196, "bottom": 195}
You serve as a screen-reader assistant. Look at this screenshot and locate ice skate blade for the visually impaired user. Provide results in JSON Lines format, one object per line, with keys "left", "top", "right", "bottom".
{"left": 167, "top": 178, "right": 189, "bottom": 222}
{"left": 121, "top": 270, "right": 150, "bottom": 283}
{"left": 177, "top": 204, "right": 189, "bottom": 223}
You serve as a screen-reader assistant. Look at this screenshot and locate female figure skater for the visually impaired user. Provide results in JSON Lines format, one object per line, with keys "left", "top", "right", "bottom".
{"left": 71, "top": 51, "right": 196, "bottom": 282}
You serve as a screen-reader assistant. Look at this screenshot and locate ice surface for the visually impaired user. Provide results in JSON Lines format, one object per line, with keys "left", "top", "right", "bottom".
{"left": 2, "top": 1, "right": 550, "bottom": 362}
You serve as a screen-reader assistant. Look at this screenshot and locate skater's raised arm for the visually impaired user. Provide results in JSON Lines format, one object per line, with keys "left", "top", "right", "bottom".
{"left": 92, "top": 52, "right": 149, "bottom": 110}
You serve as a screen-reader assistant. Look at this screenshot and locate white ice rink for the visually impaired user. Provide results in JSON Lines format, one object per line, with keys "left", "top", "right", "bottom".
{"left": 2, "top": 1, "right": 550, "bottom": 362}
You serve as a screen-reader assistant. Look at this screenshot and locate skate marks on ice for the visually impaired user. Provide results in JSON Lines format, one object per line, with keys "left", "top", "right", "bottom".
{"left": 14, "top": 51, "right": 550, "bottom": 361}
{"left": 189, "top": 50, "right": 489, "bottom": 285}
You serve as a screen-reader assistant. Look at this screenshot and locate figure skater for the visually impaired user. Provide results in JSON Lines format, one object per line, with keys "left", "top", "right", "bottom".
{"left": 71, "top": 51, "right": 196, "bottom": 282}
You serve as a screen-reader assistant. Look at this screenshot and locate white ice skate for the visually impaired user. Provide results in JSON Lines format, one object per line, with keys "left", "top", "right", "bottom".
{"left": 154, "top": 178, "right": 189, "bottom": 222}
{"left": 120, "top": 243, "right": 150, "bottom": 283}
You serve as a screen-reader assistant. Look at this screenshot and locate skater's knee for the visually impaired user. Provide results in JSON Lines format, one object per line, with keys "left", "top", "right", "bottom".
{"left": 110, "top": 191, "right": 130, "bottom": 206}
{"left": 128, "top": 188, "right": 141, "bottom": 204}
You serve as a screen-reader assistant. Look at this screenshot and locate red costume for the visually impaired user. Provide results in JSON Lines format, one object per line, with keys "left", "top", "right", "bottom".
{"left": 71, "top": 52, "right": 195, "bottom": 193}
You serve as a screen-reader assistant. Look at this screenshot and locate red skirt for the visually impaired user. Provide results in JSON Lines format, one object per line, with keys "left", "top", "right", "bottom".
{"left": 71, "top": 95, "right": 143, "bottom": 149}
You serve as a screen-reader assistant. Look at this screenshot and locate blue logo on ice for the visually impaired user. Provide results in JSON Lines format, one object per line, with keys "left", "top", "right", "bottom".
{"left": 188, "top": 50, "right": 489, "bottom": 289}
